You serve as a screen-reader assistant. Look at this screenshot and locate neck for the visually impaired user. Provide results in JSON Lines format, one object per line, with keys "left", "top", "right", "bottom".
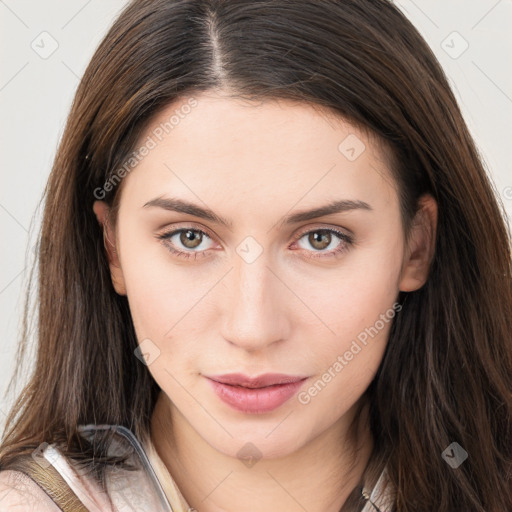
{"left": 150, "top": 391, "right": 374, "bottom": 512}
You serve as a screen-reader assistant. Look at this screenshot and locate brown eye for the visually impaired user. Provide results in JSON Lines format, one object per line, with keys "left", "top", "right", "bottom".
{"left": 308, "top": 231, "right": 332, "bottom": 250}
{"left": 292, "top": 227, "right": 353, "bottom": 259}
{"left": 180, "top": 229, "right": 203, "bottom": 249}
{"left": 157, "top": 227, "right": 216, "bottom": 260}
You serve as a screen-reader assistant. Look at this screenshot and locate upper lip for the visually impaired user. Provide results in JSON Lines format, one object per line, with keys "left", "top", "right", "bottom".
{"left": 206, "top": 373, "right": 307, "bottom": 388}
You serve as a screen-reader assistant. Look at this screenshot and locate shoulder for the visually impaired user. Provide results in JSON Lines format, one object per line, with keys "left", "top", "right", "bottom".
{"left": 0, "top": 469, "right": 61, "bottom": 511}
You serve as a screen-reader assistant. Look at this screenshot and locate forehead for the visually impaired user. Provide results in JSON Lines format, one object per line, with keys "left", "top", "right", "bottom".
{"left": 120, "top": 90, "right": 397, "bottom": 216}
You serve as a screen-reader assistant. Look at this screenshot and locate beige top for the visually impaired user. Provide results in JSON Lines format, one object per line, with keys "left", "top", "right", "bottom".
{"left": 0, "top": 433, "right": 394, "bottom": 511}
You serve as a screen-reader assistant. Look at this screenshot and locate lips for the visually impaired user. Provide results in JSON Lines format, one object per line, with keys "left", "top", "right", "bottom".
{"left": 208, "top": 373, "right": 306, "bottom": 388}
{"left": 205, "top": 373, "right": 308, "bottom": 413}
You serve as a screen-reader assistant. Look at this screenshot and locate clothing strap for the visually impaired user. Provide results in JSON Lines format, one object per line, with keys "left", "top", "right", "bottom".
{"left": 6, "top": 454, "right": 89, "bottom": 512}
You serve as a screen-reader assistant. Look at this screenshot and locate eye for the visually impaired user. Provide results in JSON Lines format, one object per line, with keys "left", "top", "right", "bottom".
{"left": 156, "top": 225, "right": 353, "bottom": 261}
{"left": 156, "top": 227, "right": 216, "bottom": 260}
{"left": 290, "top": 228, "right": 353, "bottom": 259}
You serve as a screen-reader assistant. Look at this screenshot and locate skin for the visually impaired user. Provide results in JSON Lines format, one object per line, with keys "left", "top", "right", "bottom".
{"left": 93, "top": 89, "right": 437, "bottom": 512}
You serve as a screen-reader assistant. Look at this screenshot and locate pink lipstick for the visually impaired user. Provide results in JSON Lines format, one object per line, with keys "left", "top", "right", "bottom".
{"left": 205, "top": 373, "right": 308, "bottom": 414}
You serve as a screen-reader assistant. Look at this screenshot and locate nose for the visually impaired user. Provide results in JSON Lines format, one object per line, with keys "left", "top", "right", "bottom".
{"left": 219, "top": 254, "right": 290, "bottom": 352}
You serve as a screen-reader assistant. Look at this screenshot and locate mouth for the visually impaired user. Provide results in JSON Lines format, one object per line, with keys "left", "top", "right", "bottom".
{"left": 205, "top": 373, "right": 308, "bottom": 414}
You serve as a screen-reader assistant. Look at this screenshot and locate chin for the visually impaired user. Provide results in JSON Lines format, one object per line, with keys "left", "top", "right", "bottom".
{"left": 201, "top": 422, "right": 311, "bottom": 461}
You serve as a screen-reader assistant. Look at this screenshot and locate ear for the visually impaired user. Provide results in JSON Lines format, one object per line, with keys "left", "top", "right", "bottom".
{"left": 398, "top": 194, "right": 438, "bottom": 292}
{"left": 93, "top": 200, "right": 127, "bottom": 296}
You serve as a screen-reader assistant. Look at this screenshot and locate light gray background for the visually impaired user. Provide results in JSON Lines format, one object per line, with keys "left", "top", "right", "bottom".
{"left": 1, "top": 0, "right": 511, "bottom": 433}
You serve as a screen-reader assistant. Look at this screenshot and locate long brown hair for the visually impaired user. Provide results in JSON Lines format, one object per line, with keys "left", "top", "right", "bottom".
{"left": 1, "top": 1, "right": 511, "bottom": 510}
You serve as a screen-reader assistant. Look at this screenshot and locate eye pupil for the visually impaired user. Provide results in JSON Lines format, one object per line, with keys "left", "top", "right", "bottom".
{"left": 309, "top": 231, "right": 331, "bottom": 250}
{"left": 180, "top": 229, "right": 202, "bottom": 249}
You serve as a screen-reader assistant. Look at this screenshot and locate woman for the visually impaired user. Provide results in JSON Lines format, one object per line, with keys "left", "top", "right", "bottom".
{"left": 0, "top": 0, "right": 511, "bottom": 511}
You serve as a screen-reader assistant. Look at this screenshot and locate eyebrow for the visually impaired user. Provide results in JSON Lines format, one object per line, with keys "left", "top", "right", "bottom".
{"left": 142, "top": 196, "right": 372, "bottom": 229}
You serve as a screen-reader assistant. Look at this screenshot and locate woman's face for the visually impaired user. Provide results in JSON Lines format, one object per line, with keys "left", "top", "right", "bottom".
{"left": 94, "top": 90, "right": 435, "bottom": 459}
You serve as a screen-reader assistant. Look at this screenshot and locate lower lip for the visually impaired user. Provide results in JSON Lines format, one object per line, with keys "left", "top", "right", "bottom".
{"left": 207, "top": 378, "right": 307, "bottom": 414}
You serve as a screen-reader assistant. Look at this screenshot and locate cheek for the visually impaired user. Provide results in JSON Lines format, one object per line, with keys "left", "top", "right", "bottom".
{"left": 295, "top": 274, "right": 400, "bottom": 417}
{"left": 292, "top": 237, "right": 402, "bottom": 341}
{"left": 118, "top": 225, "right": 212, "bottom": 337}
{"left": 288, "top": 232, "right": 403, "bottom": 395}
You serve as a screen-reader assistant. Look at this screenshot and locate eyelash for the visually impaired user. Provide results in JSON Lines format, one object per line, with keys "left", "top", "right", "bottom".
{"left": 156, "top": 225, "right": 354, "bottom": 261}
